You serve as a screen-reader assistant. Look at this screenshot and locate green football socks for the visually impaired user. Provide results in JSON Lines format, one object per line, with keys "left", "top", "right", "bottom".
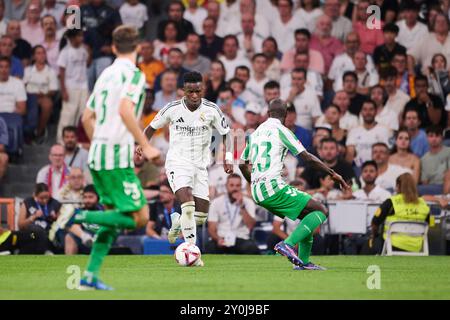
{"left": 285, "top": 211, "right": 327, "bottom": 247}
{"left": 76, "top": 209, "right": 137, "bottom": 230}
{"left": 83, "top": 226, "right": 118, "bottom": 281}
{"left": 298, "top": 234, "right": 313, "bottom": 264}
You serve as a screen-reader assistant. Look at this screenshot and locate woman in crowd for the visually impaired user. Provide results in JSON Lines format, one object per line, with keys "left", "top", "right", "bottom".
{"left": 204, "top": 60, "right": 227, "bottom": 102}
{"left": 427, "top": 53, "right": 450, "bottom": 103}
{"left": 369, "top": 84, "right": 399, "bottom": 133}
{"left": 18, "top": 183, "right": 62, "bottom": 254}
{"left": 323, "top": 104, "right": 347, "bottom": 156}
{"left": 389, "top": 128, "right": 421, "bottom": 183}
{"left": 153, "top": 20, "right": 186, "bottom": 65}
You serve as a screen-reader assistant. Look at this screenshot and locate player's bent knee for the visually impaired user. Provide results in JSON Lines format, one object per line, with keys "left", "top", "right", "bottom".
{"left": 194, "top": 212, "right": 208, "bottom": 225}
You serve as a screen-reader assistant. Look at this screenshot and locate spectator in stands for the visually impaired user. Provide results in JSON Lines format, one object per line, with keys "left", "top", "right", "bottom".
{"left": 403, "top": 75, "right": 446, "bottom": 129}
{"left": 369, "top": 84, "right": 398, "bottom": 133}
{"left": 389, "top": 129, "right": 421, "bottom": 183}
{"left": 324, "top": 0, "right": 352, "bottom": 42}
{"left": 153, "top": 70, "right": 177, "bottom": 111}
{"left": 62, "top": 126, "right": 89, "bottom": 172}
{"left": 0, "top": 116, "right": 8, "bottom": 180}
{"left": 352, "top": 0, "right": 384, "bottom": 55}
{"left": 243, "top": 101, "right": 261, "bottom": 134}
{"left": 236, "top": 13, "right": 264, "bottom": 60}
{"left": 138, "top": 40, "right": 165, "bottom": 89}
{"left": 284, "top": 104, "right": 313, "bottom": 152}
{"left": 353, "top": 160, "right": 391, "bottom": 202}
{"left": 383, "top": 66, "right": 410, "bottom": 117}
{"left": 146, "top": 180, "right": 181, "bottom": 240}
{"left": 371, "top": 142, "right": 411, "bottom": 191}
{"left": 183, "top": 33, "right": 210, "bottom": 75}
{"left": 41, "top": 0, "right": 66, "bottom": 29}
{"left": 280, "top": 52, "right": 324, "bottom": 98}
{"left": 182, "top": 0, "right": 207, "bottom": 35}
{"left": 396, "top": 2, "right": 428, "bottom": 52}
{"left": 20, "top": 2, "right": 43, "bottom": 47}
{"left": 7, "top": 20, "right": 32, "bottom": 67}
{"left": 403, "top": 109, "right": 429, "bottom": 158}
{"left": 330, "top": 90, "right": 358, "bottom": 131}
{"left": 343, "top": 71, "right": 366, "bottom": 116}
{"left": 0, "top": 0, "right": 6, "bottom": 37}
{"left": 302, "top": 137, "right": 355, "bottom": 191}
{"left": 81, "top": 0, "right": 122, "bottom": 91}
{"left": 56, "top": 28, "right": 89, "bottom": 143}
{"left": 391, "top": 52, "right": 415, "bottom": 98}
{"left": 153, "top": 20, "right": 187, "bottom": 65}
{"left": 235, "top": 0, "right": 270, "bottom": 39}
{"left": 419, "top": 126, "right": 450, "bottom": 195}
{"left": 234, "top": 65, "right": 251, "bottom": 86}
{"left": 309, "top": 124, "right": 332, "bottom": 157}
{"left": 370, "top": 172, "right": 430, "bottom": 254}
{"left": 207, "top": 174, "right": 259, "bottom": 254}
{"left": 346, "top": 100, "right": 391, "bottom": 167}
{"left": 373, "top": 23, "right": 406, "bottom": 76}
{"left": 119, "top": 0, "right": 148, "bottom": 35}
{"left": 36, "top": 144, "right": 70, "bottom": 197}
{"left": 310, "top": 14, "right": 344, "bottom": 74}
{"left": 153, "top": 48, "right": 189, "bottom": 92}
{"left": 199, "top": 17, "right": 223, "bottom": 61}
{"left": 18, "top": 183, "right": 61, "bottom": 253}
{"left": 351, "top": 51, "right": 379, "bottom": 96}
{"left": 4, "top": 0, "right": 29, "bottom": 21}
{"left": 23, "top": 45, "right": 58, "bottom": 143}
{"left": 272, "top": 0, "right": 306, "bottom": 53}
{"left": 0, "top": 34, "right": 24, "bottom": 78}
{"left": 244, "top": 53, "right": 269, "bottom": 106}
{"left": 408, "top": 13, "right": 450, "bottom": 75}
{"left": 0, "top": 56, "right": 26, "bottom": 156}
{"left": 281, "top": 28, "right": 325, "bottom": 76}
{"left": 204, "top": 60, "right": 226, "bottom": 102}
{"left": 318, "top": 104, "right": 346, "bottom": 153}
{"left": 216, "top": 86, "right": 245, "bottom": 127}
{"left": 39, "top": 14, "right": 59, "bottom": 72}
{"left": 427, "top": 53, "right": 450, "bottom": 104}
{"left": 55, "top": 167, "right": 85, "bottom": 202}
{"left": 282, "top": 67, "right": 322, "bottom": 131}
{"left": 65, "top": 184, "right": 103, "bottom": 255}
{"left": 262, "top": 37, "right": 281, "bottom": 81}
{"left": 157, "top": 0, "right": 194, "bottom": 42}
{"left": 219, "top": 35, "right": 251, "bottom": 81}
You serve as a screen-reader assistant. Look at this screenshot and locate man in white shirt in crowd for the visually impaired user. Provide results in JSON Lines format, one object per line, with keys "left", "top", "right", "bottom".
{"left": 323, "top": 0, "right": 352, "bottom": 42}
{"left": 383, "top": 66, "right": 410, "bottom": 117}
{"left": 353, "top": 160, "right": 391, "bottom": 202}
{"left": 396, "top": 2, "right": 429, "bottom": 51}
{"left": 41, "top": 0, "right": 65, "bottom": 29}
{"left": 262, "top": 37, "right": 281, "bottom": 81}
{"left": 280, "top": 52, "right": 323, "bottom": 98}
{"left": 20, "top": 2, "right": 43, "bottom": 47}
{"left": 206, "top": 174, "right": 259, "bottom": 254}
{"left": 183, "top": 0, "right": 208, "bottom": 35}
{"left": 219, "top": 35, "right": 251, "bottom": 81}
{"left": 119, "top": 0, "right": 148, "bottom": 32}
{"left": 236, "top": 13, "right": 265, "bottom": 60}
{"left": 281, "top": 67, "right": 322, "bottom": 131}
{"left": 346, "top": 100, "right": 391, "bottom": 167}
{"left": 0, "top": 0, "right": 7, "bottom": 37}
{"left": 371, "top": 143, "right": 411, "bottom": 191}
{"left": 0, "top": 56, "right": 26, "bottom": 116}
{"left": 244, "top": 53, "right": 269, "bottom": 106}
{"left": 271, "top": 0, "right": 307, "bottom": 53}
{"left": 39, "top": 14, "right": 59, "bottom": 72}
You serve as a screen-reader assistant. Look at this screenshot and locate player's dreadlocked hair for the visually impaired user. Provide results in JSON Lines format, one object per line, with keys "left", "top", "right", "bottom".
{"left": 183, "top": 71, "right": 203, "bottom": 84}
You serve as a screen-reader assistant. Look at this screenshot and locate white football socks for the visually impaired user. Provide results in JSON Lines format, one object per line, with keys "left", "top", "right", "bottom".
{"left": 180, "top": 201, "right": 196, "bottom": 245}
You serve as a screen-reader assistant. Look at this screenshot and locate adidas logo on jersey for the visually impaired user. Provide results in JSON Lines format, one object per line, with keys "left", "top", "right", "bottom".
{"left": 176, "top": 117, "right": 185, "bottom": 123}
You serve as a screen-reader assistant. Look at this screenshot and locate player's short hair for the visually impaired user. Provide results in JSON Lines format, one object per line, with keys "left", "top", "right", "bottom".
{"left": 112, "top": 25, "right": 139, "bottom": 54}
{"left": 426, "top": 125, "right": 443, "bottom": 136}
{"left": 62, "top": 126, "right": 77, "bottom": 136}
{"left": 264, "top": 80, "right": 280, "bottom": 91}
{"left": 268, "top": 98, "right": 287, "bottom": 119}
{"left": 183, "top": 71, "right": 203, "bottom": 84}
{"left": 294, "top": 28, "right": 311, "bottom": 39}
{"left": 286, "top": 102, "right": 296, "bottom": 113}
{"left": 361, "top": 160, "right": 378, "bottom": 171}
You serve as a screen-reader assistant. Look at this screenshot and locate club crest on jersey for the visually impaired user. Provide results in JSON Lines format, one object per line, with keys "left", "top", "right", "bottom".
{"left": 200, "top": 112, "right": 206, "bottom": 123}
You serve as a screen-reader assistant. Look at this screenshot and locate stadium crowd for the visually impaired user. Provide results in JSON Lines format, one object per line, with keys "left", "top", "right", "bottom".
{"left": 1, "top": 0, "right": 450, "bottom": 255}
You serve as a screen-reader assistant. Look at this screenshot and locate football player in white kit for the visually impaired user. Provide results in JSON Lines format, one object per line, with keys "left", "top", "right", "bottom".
{"left": 142, "top": 71, "right": 234, "bottom": 266}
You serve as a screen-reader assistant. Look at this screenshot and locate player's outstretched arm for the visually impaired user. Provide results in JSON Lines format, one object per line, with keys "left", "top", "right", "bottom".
{"left": 299, "top": 151, "right": 350, "bottom": 190}
{"left": 119, "top": 98, "right": 160, "bottom": 160}
{"left": 223, "top": 134, "right": 233, "bottom": 174}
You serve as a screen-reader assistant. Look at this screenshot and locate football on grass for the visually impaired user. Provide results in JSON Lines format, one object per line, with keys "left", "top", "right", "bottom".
{"left": 174, "top": 242, "right": 201, "bottom": 266}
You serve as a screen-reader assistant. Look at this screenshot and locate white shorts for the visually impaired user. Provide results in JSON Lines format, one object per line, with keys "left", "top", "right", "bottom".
{"left": 166, "top": 164, "right": 209, "bottom": 201}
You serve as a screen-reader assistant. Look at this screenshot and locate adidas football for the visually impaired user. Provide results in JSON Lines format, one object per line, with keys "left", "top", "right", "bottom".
{"left": 174, "top": 242, "right": 201, "bottom": 266}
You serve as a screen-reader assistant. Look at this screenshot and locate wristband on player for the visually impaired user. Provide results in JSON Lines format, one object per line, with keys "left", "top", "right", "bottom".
{"left": 225, "top": 152, "right": 233, "bottom": 163}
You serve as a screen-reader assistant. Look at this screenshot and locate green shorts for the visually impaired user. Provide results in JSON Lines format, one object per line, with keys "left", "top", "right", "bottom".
{"left": 258, "top": 185, "right": 312, "bottom": 221}
{"left": 90, "top": 168, "right": 147, "bottom": 213}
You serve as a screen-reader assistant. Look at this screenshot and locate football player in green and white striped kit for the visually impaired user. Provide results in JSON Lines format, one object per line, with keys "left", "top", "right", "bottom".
{"left": 75, "top": 26, "right": 160, "bottom": 290}
{"left": 239, "top": 99, "right": 350, "bottom": 270}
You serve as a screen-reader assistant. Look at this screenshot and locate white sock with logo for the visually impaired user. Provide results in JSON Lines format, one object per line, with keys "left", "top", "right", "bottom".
{"left": 180, "top": 201, "right": 196, "bottom": 245}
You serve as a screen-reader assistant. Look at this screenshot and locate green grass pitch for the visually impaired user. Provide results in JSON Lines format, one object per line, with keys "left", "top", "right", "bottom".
{"left": 1, "top": 255, "right": 450, "bottom": 300}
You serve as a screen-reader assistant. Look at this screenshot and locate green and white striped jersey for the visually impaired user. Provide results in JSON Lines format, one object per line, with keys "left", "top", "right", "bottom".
{"left": 86, "top": 58, "right": 146, "bottom": 171}
{"left": 240, "top": 118, "right": 306, "bottom": 203}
